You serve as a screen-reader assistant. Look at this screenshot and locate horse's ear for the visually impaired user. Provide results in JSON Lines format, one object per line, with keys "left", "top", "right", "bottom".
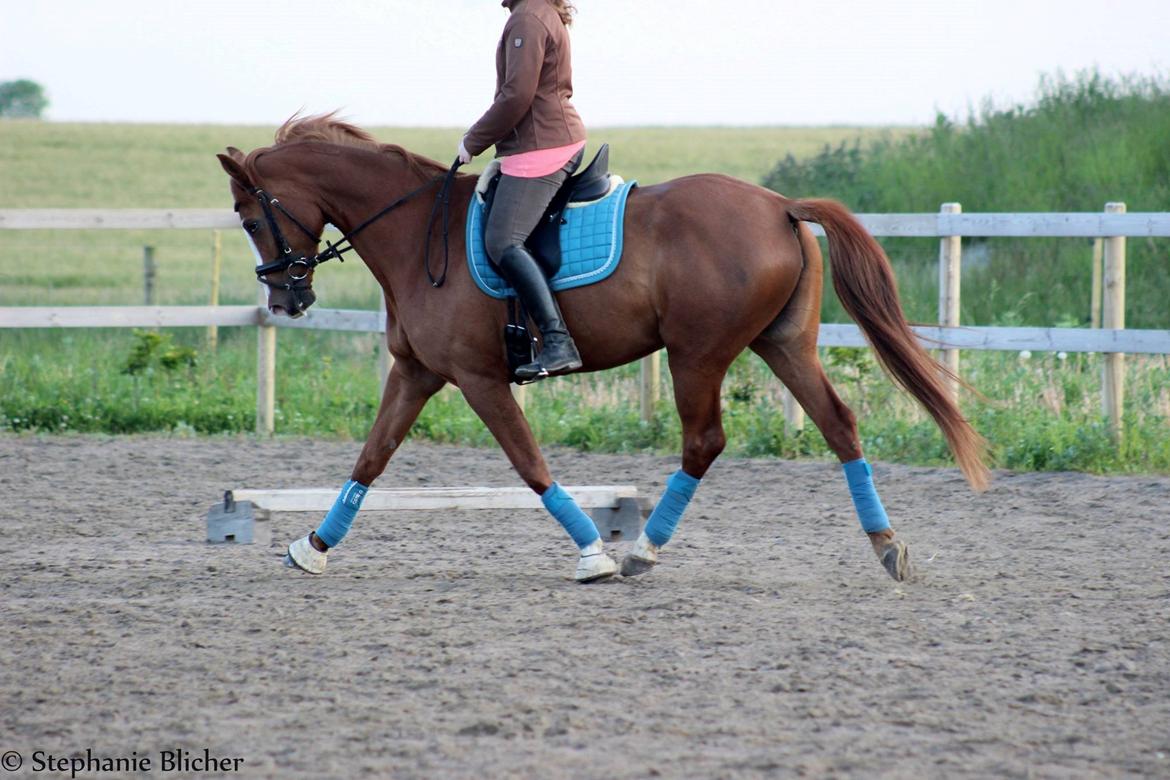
{"left": 226, "top": 146, "right": 245, "bottom": 162}
{"left": 217, "top": 151, "right": 252, "bottom": 187}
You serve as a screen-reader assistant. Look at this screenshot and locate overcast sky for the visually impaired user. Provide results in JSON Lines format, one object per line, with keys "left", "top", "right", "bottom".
{"left": 3, "top": 0, "right": 1167, "bottom": 127}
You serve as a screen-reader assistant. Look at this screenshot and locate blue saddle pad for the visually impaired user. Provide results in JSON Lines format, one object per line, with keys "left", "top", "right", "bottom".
{"left": 466, "top": 179, "right": 637, "bottom": 299}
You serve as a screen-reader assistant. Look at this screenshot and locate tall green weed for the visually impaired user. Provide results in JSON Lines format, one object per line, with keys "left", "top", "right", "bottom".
{"left": 764, "top": 71, "right": 1170, "bottom": 329}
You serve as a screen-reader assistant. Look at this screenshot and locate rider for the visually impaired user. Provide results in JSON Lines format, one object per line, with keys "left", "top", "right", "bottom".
{"left": 458, "top": 0, "right": 586, "bottom": 379}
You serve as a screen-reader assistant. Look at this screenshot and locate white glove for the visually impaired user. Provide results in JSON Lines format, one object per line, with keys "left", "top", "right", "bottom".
{"left": 457, "top": 138, "right": 473, "bottom": 164}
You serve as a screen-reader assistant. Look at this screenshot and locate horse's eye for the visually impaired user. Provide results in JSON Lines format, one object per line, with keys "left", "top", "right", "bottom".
{"left": 244, "top": 220, "right": 261, "bottom": 234}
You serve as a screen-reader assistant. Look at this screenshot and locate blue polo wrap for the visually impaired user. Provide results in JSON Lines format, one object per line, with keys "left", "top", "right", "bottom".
{"left": 541, "top": 483, "right": 602, "bottom": 549}
{"left": 314, "top": 479, "right": 369, "bottom": 548}
{"left": 644, "top": 469, "right": 702, "bottom": 547}
{"left": 843, "top": 458, "right": 891, "bottom": 533}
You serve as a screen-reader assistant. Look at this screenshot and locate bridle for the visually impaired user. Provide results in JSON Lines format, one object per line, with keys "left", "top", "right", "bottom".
{"left": 250, "top": 158, "right": 463, "bottom": 309}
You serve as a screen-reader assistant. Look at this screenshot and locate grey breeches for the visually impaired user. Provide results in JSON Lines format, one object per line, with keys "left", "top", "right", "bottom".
{"left": 484, "top": 150, "right": 584, "bottom": 264}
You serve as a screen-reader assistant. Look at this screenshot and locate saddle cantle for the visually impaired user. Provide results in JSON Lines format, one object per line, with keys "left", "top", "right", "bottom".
{"left": 527, "top": 144, "right": 614, "bottom": 273}
{"left": 466, "top": 145, "right": 637, "bottom": 301}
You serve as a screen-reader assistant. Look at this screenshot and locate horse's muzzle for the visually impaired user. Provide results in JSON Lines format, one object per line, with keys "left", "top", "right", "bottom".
{"left": 270, "top": 304, "right": 304, "bottom": 319}
{"left": 269, "top": 288, "right": 316, "bottom": 319}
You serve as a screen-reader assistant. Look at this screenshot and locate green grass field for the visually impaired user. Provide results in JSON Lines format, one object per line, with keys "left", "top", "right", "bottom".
{"left": 2, "top": 110, "right": 1167, "bottom": 474}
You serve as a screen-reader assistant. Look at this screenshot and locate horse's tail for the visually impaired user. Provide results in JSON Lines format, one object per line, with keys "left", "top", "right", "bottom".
{"left": 785, "top": 198, "right": 990, "bottom": 491}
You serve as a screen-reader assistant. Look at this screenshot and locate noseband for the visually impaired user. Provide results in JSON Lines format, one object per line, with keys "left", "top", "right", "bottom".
{"left": 250, "top": 159, "right": 463, "bottom": 307}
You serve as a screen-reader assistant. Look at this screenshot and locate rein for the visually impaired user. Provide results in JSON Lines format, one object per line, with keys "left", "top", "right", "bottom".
{"left": 252, "top": 158, "right": 463, "bottom": 299}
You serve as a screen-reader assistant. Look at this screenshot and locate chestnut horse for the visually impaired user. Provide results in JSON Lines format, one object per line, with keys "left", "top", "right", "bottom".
{"left": 218, "top": 116, "right": 987, "bottom": 584}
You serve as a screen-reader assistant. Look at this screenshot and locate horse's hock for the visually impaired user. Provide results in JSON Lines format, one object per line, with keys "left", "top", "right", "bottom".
{"left": 205, "top": 486, "right": 650, "bottom": 544}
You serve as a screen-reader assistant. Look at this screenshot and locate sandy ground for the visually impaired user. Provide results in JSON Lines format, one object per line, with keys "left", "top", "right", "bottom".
{"left": 1, "top": 434, "right": 1168, "bottom": 779}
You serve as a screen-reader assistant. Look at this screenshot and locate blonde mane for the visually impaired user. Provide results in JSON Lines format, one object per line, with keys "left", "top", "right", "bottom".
{"left": 269, "top": 112, "right": 448, "bottom": 177}
{"left": 275, "top": 112, "right": 380, "bottom": 149}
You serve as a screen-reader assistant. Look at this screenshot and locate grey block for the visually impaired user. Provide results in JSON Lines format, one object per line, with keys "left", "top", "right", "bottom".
{"left": 207, "top": 493, "right": 266, "bottom": 544}
{"left": 589, "top": 496, "right": 651, "bottom": 542}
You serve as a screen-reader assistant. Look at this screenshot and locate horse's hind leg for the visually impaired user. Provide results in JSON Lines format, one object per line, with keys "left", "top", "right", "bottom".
{"left": 621, "top": 360, "right": 727, "bottom": 577}
{"left": 750, "top": 334, "right": 911, "bottom": 582}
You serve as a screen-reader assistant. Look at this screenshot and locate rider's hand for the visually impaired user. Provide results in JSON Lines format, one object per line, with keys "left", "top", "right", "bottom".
{"left": 457, "top": 138, "right": 473, "bottom": 165}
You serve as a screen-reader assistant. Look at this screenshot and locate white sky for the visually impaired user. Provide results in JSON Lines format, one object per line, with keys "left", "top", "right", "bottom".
{"left": 3, "top": 0, "right": 1167, "bottom": 126}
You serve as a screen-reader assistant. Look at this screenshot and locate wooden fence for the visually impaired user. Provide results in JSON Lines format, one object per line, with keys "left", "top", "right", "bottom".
{"left": 3, "top": 206, "right": 1169, "bottom": 438}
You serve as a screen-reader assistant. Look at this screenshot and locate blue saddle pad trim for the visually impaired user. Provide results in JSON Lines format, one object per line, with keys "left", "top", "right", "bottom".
{"left": 466, "top": 179, "right": 637, "bottom": 300}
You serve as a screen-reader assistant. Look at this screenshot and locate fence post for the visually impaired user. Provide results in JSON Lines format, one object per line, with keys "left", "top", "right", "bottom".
{"left": 143, "top": 246, "right": 157, "bottom": 305}
{"left": 256, "top": 287, "right": 276, "bottom": 436}
{"left": 938, "top": 203, "right": 962, "bottom": 402}
{"left": 377, "top": 296, "right": 392, "bottom": 394}
{"left": 1102, "top": 202, "right": 1126, "bottom": 437}
{"left": 1090, "top": 238, "right": 1103, "bottom": 329}
{"left": 512, "top": 382, "right": 528, "bottom": 413}
{"left": 640, "top": 351, "right": 661, "bottom": 423}
{"left": 781, "top": 386, "right": 805, "bottom": 431}
{"left": 208, "top": 231, "right": 222, "bottom": 352}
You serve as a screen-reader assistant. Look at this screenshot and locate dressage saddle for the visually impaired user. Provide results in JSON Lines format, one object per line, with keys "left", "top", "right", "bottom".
{"left": 482, "top": 143, "right": 614, "bottom": 277}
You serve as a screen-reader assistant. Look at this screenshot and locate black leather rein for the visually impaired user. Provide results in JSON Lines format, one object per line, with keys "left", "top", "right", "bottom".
{"left": 251, "top": 158, "right": 463, "bottom": 299}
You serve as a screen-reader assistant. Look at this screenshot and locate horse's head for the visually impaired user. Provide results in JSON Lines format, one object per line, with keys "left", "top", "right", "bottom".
{"left": 217, "top": 147, "right": 325, "bottom": 318}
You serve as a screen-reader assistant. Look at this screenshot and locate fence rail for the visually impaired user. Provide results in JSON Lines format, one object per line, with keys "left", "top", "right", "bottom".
{"left": 3, "top": 206, "right": 1168, "bottom": 438}
{"left": 6, "top": 306, "right": 1167, "bottom": 355}
{"left": 5, "top": 209, "right": 1170, "bottom": 236}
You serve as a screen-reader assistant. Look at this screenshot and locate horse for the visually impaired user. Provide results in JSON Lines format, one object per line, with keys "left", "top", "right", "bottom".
{"left": 217, "top": 114, "right": 988, "bottom": 584}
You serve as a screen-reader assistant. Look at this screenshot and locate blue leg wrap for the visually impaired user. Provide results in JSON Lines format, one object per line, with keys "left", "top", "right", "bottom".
{"left": 843, "top": 458, "right": 891, "bottom": 533}
{"left": 644, "top": 469, "right": 702, "bottom": 547}
{"left": 541, "top": 483, "right": 601, "bottom": 549}
{"left": 314, "top": 480, "right": 369, "bottom": 548}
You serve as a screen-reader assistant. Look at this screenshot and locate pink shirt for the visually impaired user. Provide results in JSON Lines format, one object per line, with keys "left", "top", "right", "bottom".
{"left": 500, "top": 139, "right": 587, "bottom": 178}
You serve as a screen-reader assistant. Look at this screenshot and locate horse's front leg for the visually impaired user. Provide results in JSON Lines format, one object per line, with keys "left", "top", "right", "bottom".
{"left": 458, "top": 375, "right": 618, "bottom": 583}
{"left": 284, "top": 356, "right": 445, "bottom": 574}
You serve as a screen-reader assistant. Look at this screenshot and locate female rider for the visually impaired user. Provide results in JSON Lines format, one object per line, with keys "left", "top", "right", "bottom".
{"left": 458, "top": 0, "right": 586, "bottom": 379}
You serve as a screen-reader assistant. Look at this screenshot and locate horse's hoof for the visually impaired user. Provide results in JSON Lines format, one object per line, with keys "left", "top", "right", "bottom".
{"left": 620, "top": 531, "right": 659, "bottom": 577}
{"left": 878, "top": 540, "right": 912, "bottom": 582}
{"left": 286, "top": 535, "right": 327, "bottom": 575}
{"left": 620, "top": 555, "right": 656, "bottom": 577}
{"left": 576, "top": 554, "right": 618, "bottom": 583}
{"left": 620, "top": 532, "right": 659, "bottom": 577}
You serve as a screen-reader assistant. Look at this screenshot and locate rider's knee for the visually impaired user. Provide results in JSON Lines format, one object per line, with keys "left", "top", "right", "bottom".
{"left": 484, "top": 226, "right": 514, "bottom": 265}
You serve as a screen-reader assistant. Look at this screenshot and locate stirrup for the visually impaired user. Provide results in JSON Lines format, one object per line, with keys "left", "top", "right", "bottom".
{"left": 514, "top": 362, "right": 551, "bottom": 382}
{"left": 515, "top": 333, "right": 581, "bottom": 380}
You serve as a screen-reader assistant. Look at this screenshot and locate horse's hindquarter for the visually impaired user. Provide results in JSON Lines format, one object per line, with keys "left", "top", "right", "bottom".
{"left": 615, "top": 174, "right": 805, "bottom": 363}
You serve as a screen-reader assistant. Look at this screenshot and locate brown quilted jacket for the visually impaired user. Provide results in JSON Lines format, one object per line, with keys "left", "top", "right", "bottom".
{"left": 463, "top": 0, "right": 586, "bottom": 157}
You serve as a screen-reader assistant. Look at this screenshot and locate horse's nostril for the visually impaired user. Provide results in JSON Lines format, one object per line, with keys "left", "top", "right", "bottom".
{"left": 269, "top": 304, "right": 286, "bottom": 316}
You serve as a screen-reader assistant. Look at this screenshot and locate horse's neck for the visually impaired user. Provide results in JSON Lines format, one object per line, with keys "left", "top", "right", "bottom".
{"left": 305, "top": 149, "right": 426, "bottom": 232}
{"left": 300, "top": 147, "right": 437, "bottom": 290}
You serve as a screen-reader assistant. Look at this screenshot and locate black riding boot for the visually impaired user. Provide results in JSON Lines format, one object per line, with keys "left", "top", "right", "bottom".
{"left": 497, "top": 245, "right": 582, "bottom": 379}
